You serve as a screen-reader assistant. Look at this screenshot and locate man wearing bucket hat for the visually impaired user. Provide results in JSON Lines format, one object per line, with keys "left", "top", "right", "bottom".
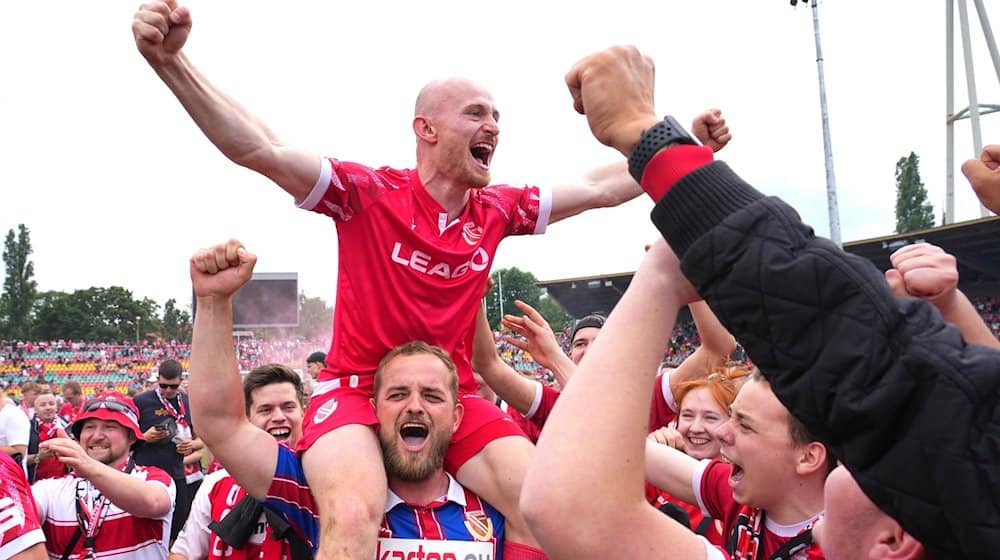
{"left": 31, "top": 395, "right": 176, "bottom": 559}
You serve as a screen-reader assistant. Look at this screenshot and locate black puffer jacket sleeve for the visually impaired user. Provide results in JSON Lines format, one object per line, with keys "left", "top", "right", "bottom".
{"left": 649, "top": 160, "right": 1000, "bottom": 559}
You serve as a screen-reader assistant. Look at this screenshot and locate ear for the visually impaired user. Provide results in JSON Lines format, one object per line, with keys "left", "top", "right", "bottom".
{"left": 413, "top": 116, "right": 437, "bottom": 143}
{"left": 794, "top": 441, "right": 828, "bottom": 476}
{"left": 452, "top": 401, "right": 464, "bottom": 433}
{"left": 867, "top": 523, "right": 926, "bottom": 559}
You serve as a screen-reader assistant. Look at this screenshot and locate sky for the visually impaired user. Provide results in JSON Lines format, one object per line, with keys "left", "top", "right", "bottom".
{"left": 2, "top": 1, "right": 999, "bottom": 314}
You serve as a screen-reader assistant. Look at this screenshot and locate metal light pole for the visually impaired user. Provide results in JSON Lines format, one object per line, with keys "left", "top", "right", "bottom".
{"left": 792, "top": 0, "right": 842, "bottom": 245}
{"left": 135, "top": 315, "right": 141, "bottom": 344}
{"left": 945, "top": 0, "right": 1000, "bottom": 222}
{"left": 496, "top": 271, "right": 504, "bottom": 318}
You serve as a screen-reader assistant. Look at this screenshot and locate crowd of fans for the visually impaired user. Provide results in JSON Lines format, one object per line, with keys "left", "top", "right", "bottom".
{"left": 0, "top": 313, "right": 708, "bottom": 400}
{"left": 6, "top": 296, "right": 998, "bottom": 399}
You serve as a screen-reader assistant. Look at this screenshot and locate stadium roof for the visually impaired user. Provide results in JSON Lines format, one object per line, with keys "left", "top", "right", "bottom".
{"left": 539, "top": 216, "right": 1000, "bottom": 318}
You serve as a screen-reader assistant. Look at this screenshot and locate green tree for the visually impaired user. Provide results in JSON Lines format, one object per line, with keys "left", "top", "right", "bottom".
{"left": 0, "top": 224, "right": 38, "bottom": 339}
{"left": 298, "top": 292, "right": 333, "bottom": 341}
{"left": 535, "top": 294, "right": 572, "bottom": 332}
{"left": 485, "top": 267, "right": 542, "bottom": 329}
{"left": 162, "top": 298, "right": 192, "bottom": 341}
{"left": 33, "top": 287, "right": 160, "bottom": 341}
{"left": 895, "top": 152, "right": 935, "bottom": 233}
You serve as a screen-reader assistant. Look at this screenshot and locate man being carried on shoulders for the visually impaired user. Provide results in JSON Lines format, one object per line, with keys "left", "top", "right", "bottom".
{"left": 182, "top": 240, "right": 506, "bottom": 559}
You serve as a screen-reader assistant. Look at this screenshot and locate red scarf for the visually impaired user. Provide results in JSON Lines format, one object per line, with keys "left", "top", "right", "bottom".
{"left": 156, "top": 389, "right": 189, "bottom": 428}
{"left": 34, "top": 418, "right": 69, "bottom": 481}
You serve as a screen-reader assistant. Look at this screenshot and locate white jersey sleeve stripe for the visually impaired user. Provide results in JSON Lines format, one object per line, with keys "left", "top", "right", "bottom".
{"left": 0, "top": 529, "right": 45, "bottom": 558}
{"left": 524, "top": 381, "right": 544, "bottom": 419}
{"left": 297, "top": 157, "right": 337, "bottom": 210}
{"left": 701, "top": 536, "right": 728, "bottom": 560}
{"left": 661, "top": 369, "right": 678, "bottom": 413}
{"left": 533, "top": 187, "right": 553, "bottom": 235}
{"left": 692, "top": 458, "right": 713, "bottom": 518}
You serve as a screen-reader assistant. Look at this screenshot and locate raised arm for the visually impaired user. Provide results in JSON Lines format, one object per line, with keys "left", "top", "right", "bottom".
{"left": 188, "top": 239, "right": 277, "bottom": 499}
{"left": 565, "top": 44, "right": 1000, "bottom": 558}
{"left": 644, "top": 439, "right": 700, "bottom": 505}
{"left": 666, "top": 300, "right": 737, "bottom": 397}
{"left": 886, "top": 242, "right": 1000, "bottom": 349}
{"left": 548, "top": 110, "right": 731, "bottom": 224}
{"left": 522, "top": 239, "right": 707, "bottom": 559}
{"left": 500, "top": 300, "right": 577, "bottom": 387}
{"left": 132, "top": 2, "right": 320, "bottom": 201}
{"left": 471, "top": 302, "right": 539, "bottom": 414}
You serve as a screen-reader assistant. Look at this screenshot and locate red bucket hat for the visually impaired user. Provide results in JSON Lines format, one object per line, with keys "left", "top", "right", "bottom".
{"left": 71, "top": 395, "right": 145, "bottom": 443}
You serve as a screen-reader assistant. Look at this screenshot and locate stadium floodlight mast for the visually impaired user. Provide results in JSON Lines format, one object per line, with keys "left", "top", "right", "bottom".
{"left": 790, "top": 0, "right": 841, "bottom": 245}
{"left": 945, "top": 0, "right": 1000, "bottom": 223}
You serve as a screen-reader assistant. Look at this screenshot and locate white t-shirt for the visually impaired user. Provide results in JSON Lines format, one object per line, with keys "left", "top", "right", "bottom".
{"left": 0, "top": 401, "right": 29, "bottom": 473}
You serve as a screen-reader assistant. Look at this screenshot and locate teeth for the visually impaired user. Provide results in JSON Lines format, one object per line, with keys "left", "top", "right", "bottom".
{"left": 472, "top": 142, "right": 493, "bottom": 152}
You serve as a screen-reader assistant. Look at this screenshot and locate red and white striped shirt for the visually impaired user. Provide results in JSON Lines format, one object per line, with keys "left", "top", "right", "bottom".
{"left": 32, "top": 464, "right": 176, "bottom": 559}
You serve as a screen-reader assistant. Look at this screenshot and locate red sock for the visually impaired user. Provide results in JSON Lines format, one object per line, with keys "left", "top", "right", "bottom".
{"left": 503, "top": 541, "right": 548, "bottom": 560}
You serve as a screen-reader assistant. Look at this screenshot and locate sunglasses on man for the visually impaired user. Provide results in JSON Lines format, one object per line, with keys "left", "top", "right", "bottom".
{"left": 159, "top": 382, "right": 181, "bottom": 390}
{"left": 84, "top": 398, "right": 140, "bottom": 424}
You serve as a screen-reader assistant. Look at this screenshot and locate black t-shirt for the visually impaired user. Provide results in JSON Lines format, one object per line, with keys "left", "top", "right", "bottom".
{"left": 132, "top": 389, "right": 194, "bottom": 479}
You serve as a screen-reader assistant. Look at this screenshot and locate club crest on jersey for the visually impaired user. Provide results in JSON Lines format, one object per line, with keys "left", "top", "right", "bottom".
{"left": 313, "top": 398, "right": 339, "bottom": 424}
{"left": 461, "top": 222, "right": 483, "bottom": 246}
{"left": 464, "top": 510, "right": 494, "bottom": 541}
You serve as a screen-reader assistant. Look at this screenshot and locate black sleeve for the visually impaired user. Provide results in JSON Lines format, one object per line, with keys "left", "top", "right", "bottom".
{"left": 134, "top": 391, "right": 156, "bottom": 431}
{"left": 26, "top": 419, "right": 39, "bottom": 455}
{"left": 649, "top": 160, "right": 1000, "bottom": 558}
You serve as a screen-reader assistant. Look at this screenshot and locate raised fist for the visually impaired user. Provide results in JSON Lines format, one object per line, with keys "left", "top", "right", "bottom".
{"left": 133, "top": 1, "right": 193, "bottom": 67}
{"left": 190, "top": 239, "right": 257, "bottom": 300}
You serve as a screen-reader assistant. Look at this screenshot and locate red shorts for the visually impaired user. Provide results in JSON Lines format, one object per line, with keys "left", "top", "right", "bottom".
{"left": 298, "top": 387, "right": 526, "bottom": 472}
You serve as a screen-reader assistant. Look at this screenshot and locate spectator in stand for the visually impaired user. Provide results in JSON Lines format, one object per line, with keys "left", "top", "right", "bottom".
{"left": 134, "top": 359, "right": 203, "bottom": 543}
{"left": 962, "top": 144, "right": 1000, "bottom": 215}
{"left": 97, "top": 380, "right": 120, "bottom": 398}
{"left": 305, "top": 351, "right": 326, "bottom": 380}
{"left": 25, "top": 390, "right": 70, "bottom": 482}
{"left": 145, "top": 371, "right": 159, "bottom": 392}
{"left": 32, "top": 395, "right": 175, "bottom": 558}
{"left": 0, "top": 452, "right": 46, "bottom": 559}
{"left": 59, "top": 381, "right": 86, "bottom": 424}
{"left": 0, "top": 392, "right": 29, "bottom": 474}
{"left": 17, "top": 382, "right": 39, "bottom": 420}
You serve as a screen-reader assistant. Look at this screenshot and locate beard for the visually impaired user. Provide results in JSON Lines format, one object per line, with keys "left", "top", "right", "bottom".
{"left": 379, "top": 421, "right": 451, "bottom": 482}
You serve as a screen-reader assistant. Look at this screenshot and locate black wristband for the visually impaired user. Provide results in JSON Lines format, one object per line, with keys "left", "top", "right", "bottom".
{"left": 627, "top": 115, "right": 698, "bottom": 183}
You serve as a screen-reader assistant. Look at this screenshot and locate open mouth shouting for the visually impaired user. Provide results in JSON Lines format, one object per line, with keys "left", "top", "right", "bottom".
{"left": 399, "top": 421, "right": 430, "bottom": 452}
{"left": 719, "top": 451, "right": 745, "bottom": 489}
{"left": 470, "top": 141, "right": 495, "bottom": 170}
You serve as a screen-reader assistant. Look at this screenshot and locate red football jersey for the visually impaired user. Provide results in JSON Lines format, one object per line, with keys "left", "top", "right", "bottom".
{"left": 695, "top": 459, "right": 825, "bottom": 560}
{"left": 301, "top": 158, "right": 549, "bottom": 395}
{"left": 0, "top": 453, "right": 44, "bottom": 558}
